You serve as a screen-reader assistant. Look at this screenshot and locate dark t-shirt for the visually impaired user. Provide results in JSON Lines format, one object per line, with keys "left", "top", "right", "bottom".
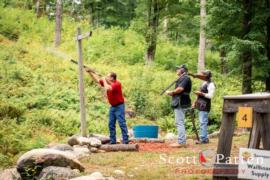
{"left": 99, "top": 80, "right": 125, "bottom": 106}
{"left": 173, "top": 75, "right": 192, "bottom": 108}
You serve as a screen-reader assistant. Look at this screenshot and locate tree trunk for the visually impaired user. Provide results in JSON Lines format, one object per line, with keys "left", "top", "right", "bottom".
{"left": 163, "top": 3, "right": 168, "bottom": 34}
{"left": 89, "top": 5, "right": 94, "bottom": 25}
{"left": 163, "top": 17, "right": 168, "bottom": 34}
{"left": 265, "top": 0, "right": 270, "bottom": 91}
{"left": 197, "top": 0, "right": 206, "bottom": 72}
{"left": 242, "top": 0, "right": 253, "bottom": 94}
{"left": 220, "top": 48, "right": 227, "bottom": 74}
{"left": 145, "top": 0, "right": 159, "bottom": 65}
{"left": 36, "top": 0, "right": 42, "bottom": 18}
{"left": 54, "top": 0, "right": 63, "bottom": 47}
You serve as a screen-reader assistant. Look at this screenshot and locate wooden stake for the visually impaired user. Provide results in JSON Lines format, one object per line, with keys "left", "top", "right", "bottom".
{"left": 77, "top": 27, "right": 87, "bottom": 137}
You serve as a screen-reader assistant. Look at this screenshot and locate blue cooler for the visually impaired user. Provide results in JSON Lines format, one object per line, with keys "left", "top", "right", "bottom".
{"left": 133, "top": 125, "right": 159, "bottom": 138}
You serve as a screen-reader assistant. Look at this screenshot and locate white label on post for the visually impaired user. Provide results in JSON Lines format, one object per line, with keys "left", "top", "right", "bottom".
{"left": 238, "top": 148, "right": 270, "bottom": 180}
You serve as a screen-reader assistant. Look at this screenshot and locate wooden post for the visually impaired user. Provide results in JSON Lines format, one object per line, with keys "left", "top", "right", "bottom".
{"left": 77, "top": 27, "right": 87, "bottom": 137}
{"left": 261, "top": 114, "right": 270, "bottom": 149}
{"left": 216, "top": 113, "right": 235, "bottom": 162}
{"left": 248, "top": 113, "right": 261, "bottom": 148}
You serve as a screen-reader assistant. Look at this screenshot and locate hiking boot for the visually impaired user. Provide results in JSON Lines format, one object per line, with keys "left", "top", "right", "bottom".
{"left": 169, "top": 143, "right": 188, "bottom": 148}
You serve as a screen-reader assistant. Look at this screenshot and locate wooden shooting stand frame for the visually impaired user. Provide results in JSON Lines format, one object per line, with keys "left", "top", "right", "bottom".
{"left": 213, "top": 93, "right": 270, "bottom": 180}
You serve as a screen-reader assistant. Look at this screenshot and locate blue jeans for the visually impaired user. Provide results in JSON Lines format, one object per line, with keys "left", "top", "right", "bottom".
{"left": 199, "top": 111, "right": 209, "bottom": 142}
{"left": 174, "top": 107, "right": 186, "bottom": 144}
{"left": 109, "top": 103, "right": 129, "bottom": 144}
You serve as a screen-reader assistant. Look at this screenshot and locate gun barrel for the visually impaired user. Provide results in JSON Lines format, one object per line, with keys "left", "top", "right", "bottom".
{"left": 160, "top": 72, "right": 186, "bottom": 95}
{"left": 70, "top": 59, "right": 102, "bottom": 76}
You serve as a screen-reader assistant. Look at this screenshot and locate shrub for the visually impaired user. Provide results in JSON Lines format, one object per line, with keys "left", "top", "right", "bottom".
{"left": 0, "top": 102, "right": 24, "bottom": 120}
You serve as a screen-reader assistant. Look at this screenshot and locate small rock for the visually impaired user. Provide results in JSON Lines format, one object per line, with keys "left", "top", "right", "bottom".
{"left": 37, "top": 166, "right": 80, "bottom": 180}
{"left": 128, "top": 129, "right": 134, "bottom": 138}
{"left": 98, "top": 150, "right": 106, "bottom": 153}
{"left": 68, "top": 136, "right": 91, "bottom": 146}
{"left": 46, "top": 144, "right": 73, "bottom": 151}
{"left": 70, "top": 171, "right": 105, "bottom": 180}
{"left": 113, "top": 169, "right": 125, "bottom": 176}
{"left": 73, "top": 145, "right": 91, "bottom": 158}
{"left": 208, "top": 131, "right": 220, "bottom": 138}
{"left": 89, "top": 137, "right": 102, "bottom": 147}
{"left": 107, "top": 176, "right": 116, "bottom": 180}
{"left": 89, "top": 172, "right": 104, "bottom": 179}
{"left": 0, "top": 168, "right": 21, "bottom": 180}
{"left": 128, "top": 174, "right": 134, "bottom": 178}
{"left": 164, "top": 133, "right": 177, "bottom": 140}
{"left": 89, "top": 134, "right": 110, "bottom": 144}
{"left": 90, "top": 147, "right": 98, "bottom": 153}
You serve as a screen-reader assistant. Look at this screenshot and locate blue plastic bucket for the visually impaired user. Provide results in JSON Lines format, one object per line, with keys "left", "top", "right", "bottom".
{"left": 133, "top": 125, "right": 159, "bottom": 138}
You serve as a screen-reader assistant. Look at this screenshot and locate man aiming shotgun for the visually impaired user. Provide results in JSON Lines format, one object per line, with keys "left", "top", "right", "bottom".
{"left": 191, "top": 70, "right": 215, "bottom": 144}
{"left": 164, "top": 64, "right": 192, "bottom": 148}
{"left": 85, "top": 66, "right": 129, "bottom": 144}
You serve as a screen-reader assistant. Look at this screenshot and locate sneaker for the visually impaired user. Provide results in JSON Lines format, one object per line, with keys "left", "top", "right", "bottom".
{"left": 195, "top": 139, "right": 209, "bottom": 144}
{"left": 169, "top": 143, "right": 188, "bottom": 148}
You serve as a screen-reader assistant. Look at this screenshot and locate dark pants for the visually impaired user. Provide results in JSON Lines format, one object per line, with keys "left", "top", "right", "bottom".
{"left": 109, "top": 103, "right": 129, "bottom": 144}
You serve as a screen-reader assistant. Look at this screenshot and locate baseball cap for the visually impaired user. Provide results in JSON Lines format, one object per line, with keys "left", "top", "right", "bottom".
{"left": 176, "top": 64, "right": 188, "bottom": 71}
{"left": 202, "top": 70, "right": 212, "bottom": 78}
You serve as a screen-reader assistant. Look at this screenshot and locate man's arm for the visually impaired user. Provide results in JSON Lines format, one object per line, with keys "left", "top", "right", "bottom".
{"left": 195, "top": 82, "right": 215, "bottom": 99}
{"left": 102, "top": 77, "right": 112, "bottom": 91}
{"left": 86, "top": 68, "right": 100, "bottom": 83}
{"left": 166, "top": 87, "right": 184, "bottom": 96}
{"left": 166, "top": 76, "right": 189, "bottom": 96}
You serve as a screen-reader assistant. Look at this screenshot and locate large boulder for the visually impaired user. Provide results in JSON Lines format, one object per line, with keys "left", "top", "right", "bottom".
{"left": 68, "top": 136, "right": 91, "bottom": 146}
{"left": 16, "top": 149, "right": 85, "bottom": 179}
{"left": 89, "top": 134, "right": 110, "bottom": 144}
{"left": 68, "top": 136, "right": 102, "bottom": 147}
{"left": 70, "top": 171, "right": 105, "bottom": 180}
{"left": 37, "top": 166, "right": 80, "bottom": 180}
{"left": 46, "top": 144, "right": 73, "bottom": 151}
{"left": 0, "top": 168, "right": 21, "bottom": 180}
{"left": 73, "top": 145, "right": 91, "bottom": 158}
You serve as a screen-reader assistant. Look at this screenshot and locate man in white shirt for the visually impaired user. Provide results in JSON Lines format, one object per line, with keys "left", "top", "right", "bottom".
{"left": 192, "top": 70, "right": 215, "bottom": 144}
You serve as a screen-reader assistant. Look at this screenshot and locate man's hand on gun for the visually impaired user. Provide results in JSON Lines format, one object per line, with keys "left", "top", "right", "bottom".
{"left": 194, "top": 91, "right": 204, "bottom": 97}
{"left": 85, "top": 67, "right": 93, "bottom": 73}
{"left": 165, "top": 90, "right": 174, "bottom": 96}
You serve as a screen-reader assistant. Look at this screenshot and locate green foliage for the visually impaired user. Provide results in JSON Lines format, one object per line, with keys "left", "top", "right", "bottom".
{"left": 157, "top": 115, "right": 176, "bottom": 133}
{"left": 0, "top": 102, "right": 24, "bottom": 120}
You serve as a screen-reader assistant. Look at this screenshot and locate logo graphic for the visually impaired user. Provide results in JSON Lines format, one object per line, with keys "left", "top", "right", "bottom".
{"left": 199, "top": 149, "right": 216, "bottom": 167}
{"left": 241, "top": 151, "right": 251, "bottom": 161}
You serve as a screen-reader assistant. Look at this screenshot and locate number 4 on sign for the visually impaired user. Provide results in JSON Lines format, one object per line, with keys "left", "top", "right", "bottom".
{"left": 237, "top": 107, "right": 253, "bottom": 128}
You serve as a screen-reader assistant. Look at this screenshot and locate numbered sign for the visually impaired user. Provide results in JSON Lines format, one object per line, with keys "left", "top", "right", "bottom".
{"left": 237, "top": 107, "right": 253, "bottom": 128}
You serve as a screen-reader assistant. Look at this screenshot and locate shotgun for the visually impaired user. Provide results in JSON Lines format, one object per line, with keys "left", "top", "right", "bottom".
{"left": 160, "top": 72, "right": 187, "bottom": 95}
{"left": 70, "top": 59, "right": 102, "bottom": 77}
{"left": 189, "top": 108, "right": 200, "bottom": 141}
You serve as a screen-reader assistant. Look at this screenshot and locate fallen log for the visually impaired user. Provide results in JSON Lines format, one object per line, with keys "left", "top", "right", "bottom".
{"left": 99, "top": 144, "right": 139, "bottom": 152}
{"left": 129, "top": 138, "right": 165, "bottom": 143}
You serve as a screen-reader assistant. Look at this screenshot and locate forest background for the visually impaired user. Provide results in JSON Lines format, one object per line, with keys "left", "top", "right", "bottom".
{"left": 0, "top": 0, "right": 269, "bottom": 167}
